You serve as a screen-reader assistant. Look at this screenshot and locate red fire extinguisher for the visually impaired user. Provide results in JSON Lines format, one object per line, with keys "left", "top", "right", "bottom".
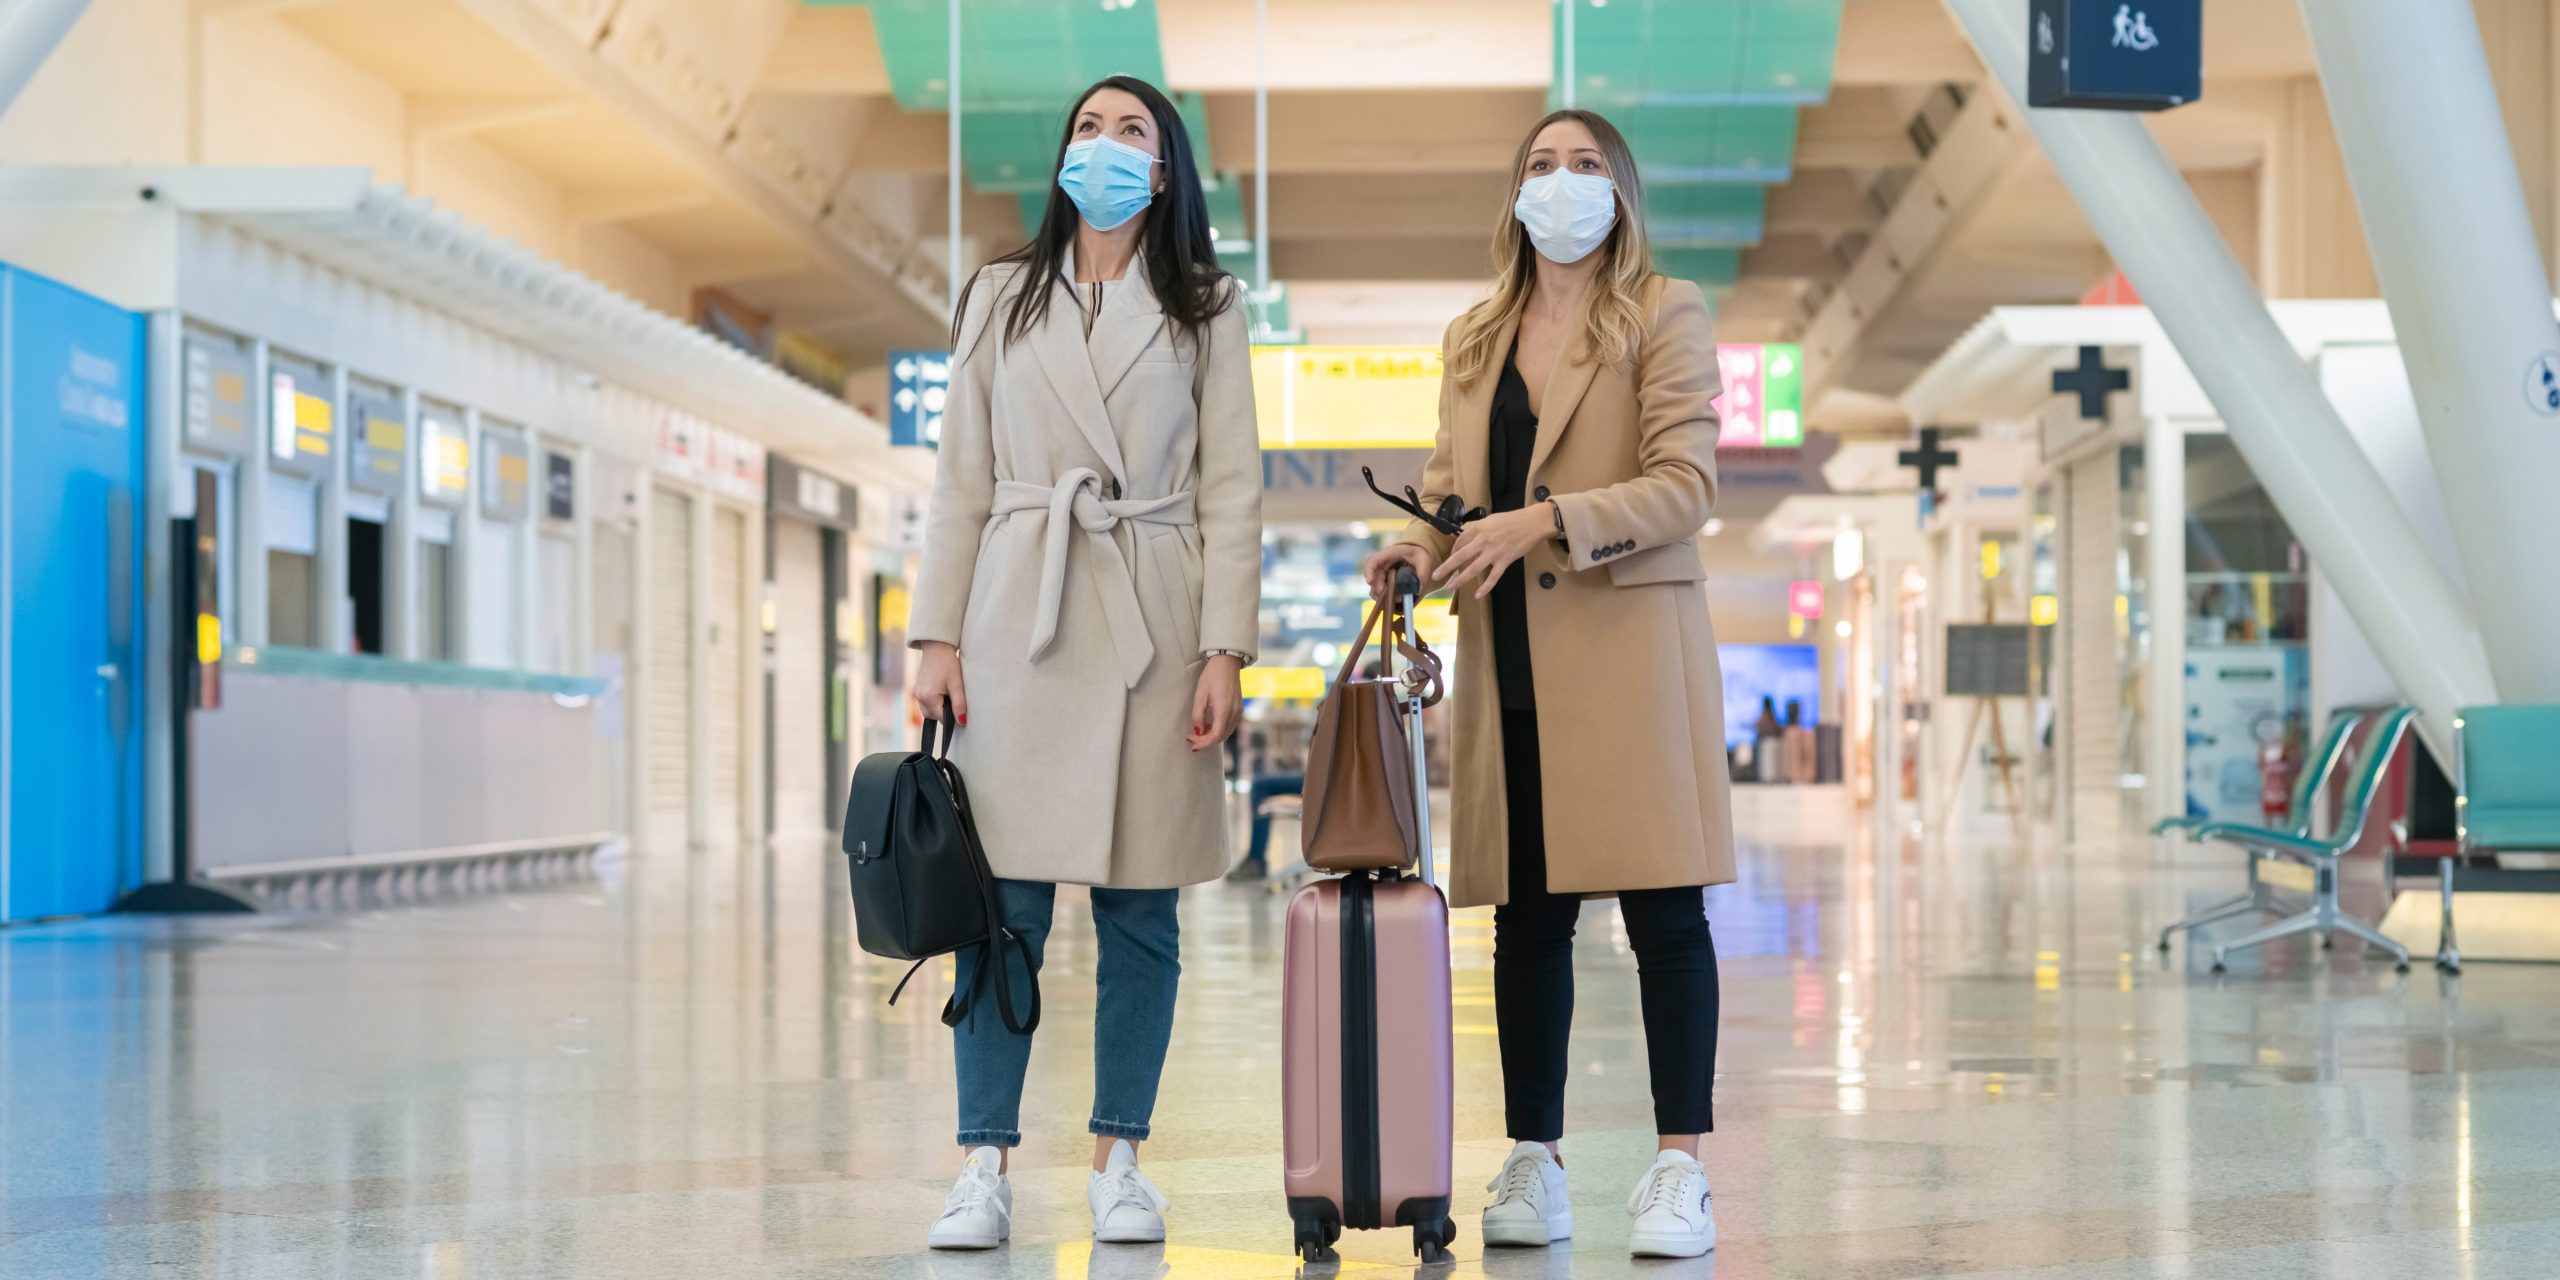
{"left": 2258, "top": 726, "right": 2298, "bottom": 826}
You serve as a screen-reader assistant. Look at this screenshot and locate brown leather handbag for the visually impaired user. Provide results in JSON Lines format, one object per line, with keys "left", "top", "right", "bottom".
{"left": 1301, "top": 592, "right": 1444, "bottom": 872}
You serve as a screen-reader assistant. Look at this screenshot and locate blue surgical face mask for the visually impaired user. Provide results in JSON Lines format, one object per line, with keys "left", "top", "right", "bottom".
{"left": 1057, "top": 134, "right": 1162, "bottom": 232}
{"left": 1513, "top": 170, "right": 1619, "bottom": 265}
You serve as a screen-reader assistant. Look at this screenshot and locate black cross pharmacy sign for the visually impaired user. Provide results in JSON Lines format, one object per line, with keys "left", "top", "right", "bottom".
{"left": 2052, "top": 346, "right": 2129, "bottom": 420}
{"left": 1900, "top": 427, "right": 1960, "bottom": 493}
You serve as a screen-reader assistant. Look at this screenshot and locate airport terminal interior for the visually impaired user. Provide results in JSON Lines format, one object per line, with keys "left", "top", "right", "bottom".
{"left": 5, "top": 0, "right": 2560, "bottom": 1276}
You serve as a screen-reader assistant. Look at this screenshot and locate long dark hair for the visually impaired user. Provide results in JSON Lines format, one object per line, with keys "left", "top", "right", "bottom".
{"left": 951, "top": 75, "right": 1235, "bottom": 358}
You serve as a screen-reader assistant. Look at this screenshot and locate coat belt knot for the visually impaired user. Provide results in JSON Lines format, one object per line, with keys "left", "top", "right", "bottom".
{"left": 993, "top": 468, "right": 1196, "bottom": 688}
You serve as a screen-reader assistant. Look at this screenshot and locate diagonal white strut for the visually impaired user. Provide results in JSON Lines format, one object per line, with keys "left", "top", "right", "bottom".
{"left": 1941, "top": 0, "right": 2495, "bottom": 757}
{"left": 2298, "top": 0, "right": 2560, "bottom": 704}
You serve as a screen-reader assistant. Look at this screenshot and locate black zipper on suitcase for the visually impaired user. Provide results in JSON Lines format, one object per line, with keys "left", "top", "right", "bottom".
{"left": 1340, "top": 873, "right": 1381, "bottom": 1230}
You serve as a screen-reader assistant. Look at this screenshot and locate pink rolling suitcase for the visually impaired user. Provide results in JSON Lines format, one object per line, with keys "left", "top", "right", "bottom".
{"left": 1282, "top": 571, "right": 1457, "bottom": 1263}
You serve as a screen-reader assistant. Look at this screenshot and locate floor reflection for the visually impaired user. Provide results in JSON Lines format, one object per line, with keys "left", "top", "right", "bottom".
{"left": 3, "top": 791, "right": 2557, "bottom": 1278}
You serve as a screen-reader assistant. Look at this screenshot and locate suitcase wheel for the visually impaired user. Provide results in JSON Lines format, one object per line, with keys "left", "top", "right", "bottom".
{"left": 1295, "top": 1223, "right": 1339, "bottom": 1263}
{"left": 1414, "top": 1217, "right": 1455, "bottom": 1263}
{"left": 1292, "top": 1206, "right": 1342, "bottom": 1262}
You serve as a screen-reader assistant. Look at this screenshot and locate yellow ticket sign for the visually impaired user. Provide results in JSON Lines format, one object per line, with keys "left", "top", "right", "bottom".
{"left": 1410, "top": 596, "right": 1459, "bottom": 647}
{"left": 1254, "top": 345, "right": 1443, "bottom": 449}
{"left": 1241, "top": 666, "right": 1327, "bottom": 701}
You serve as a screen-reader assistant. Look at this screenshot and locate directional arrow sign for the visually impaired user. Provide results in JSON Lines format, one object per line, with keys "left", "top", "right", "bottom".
{"left": 888, "top": 347, "right": 950, "bottom": 448}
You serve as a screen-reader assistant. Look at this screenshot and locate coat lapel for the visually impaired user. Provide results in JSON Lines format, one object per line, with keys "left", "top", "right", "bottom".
{"left": 1526, "top": 329, "right": 1600, "bottom": 482}
{"left": 1028, "top": 248, "right": 1129, "bottom": 482}
{"left": 1089, "top": 263, "right": 1168, "bottom": 403}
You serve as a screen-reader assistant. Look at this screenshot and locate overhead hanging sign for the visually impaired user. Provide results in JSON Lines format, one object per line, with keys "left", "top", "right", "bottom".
{"left": 1714, "top": 343, "right": 1803, "bottom": 448}
{"left": 2028, "top": 0, "right": 2201, "bottom": 112}
{"left": 183, "top": 328, "right": 254, "bottom": 455}
{"left": 1253, "top": 345, "right": 1443, "bottom": 449}
{"left": 889, "top": 349, "right": 950, "bottom": 447}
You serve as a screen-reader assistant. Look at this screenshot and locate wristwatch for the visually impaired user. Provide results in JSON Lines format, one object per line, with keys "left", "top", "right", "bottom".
{"left": 1203, "top": 648, "right": 1253, "bottom": 667}
{"left": 1549, "top": 499, "right": 1567, "bottom": 540}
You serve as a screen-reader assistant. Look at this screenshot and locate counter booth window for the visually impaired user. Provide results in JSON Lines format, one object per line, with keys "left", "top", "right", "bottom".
{"left": 417, "top": 399, "right": 469, "bottom": 662}
{"left": 344, "top": 376, "right": 408, "bottom": 656}
{"left": 264, "top": 348, "right": 335, "bottom": 649}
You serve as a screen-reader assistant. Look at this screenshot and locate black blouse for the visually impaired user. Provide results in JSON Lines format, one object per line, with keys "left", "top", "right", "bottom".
{"left": 1488, "top": 346, "right": 1540, "bottom": 712}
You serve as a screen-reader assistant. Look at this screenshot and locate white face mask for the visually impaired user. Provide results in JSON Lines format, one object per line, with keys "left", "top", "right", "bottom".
{"left": 1513, "top": 171, "right": 1619, "bottom": 265}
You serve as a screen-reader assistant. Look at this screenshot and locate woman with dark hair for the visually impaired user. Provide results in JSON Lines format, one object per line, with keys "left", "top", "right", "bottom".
{"left": 905, "top": 75, "right": 1261, "bottom": 1251}
{"left": 1364, "top": 107, "right": 1731, "bottom": 1259}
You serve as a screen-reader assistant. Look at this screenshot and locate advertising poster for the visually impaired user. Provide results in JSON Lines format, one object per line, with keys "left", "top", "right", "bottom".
{"left": 2182, "top": 644, "right": 2309, "bottom": 825}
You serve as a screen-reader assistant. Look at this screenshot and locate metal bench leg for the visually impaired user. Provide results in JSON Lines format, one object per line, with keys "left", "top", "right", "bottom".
{"left": 2436, "top": 858, "right": 2462, "bottom": 974}
{"left": 2329, "top": 913, "right": 2412, "bottom": 972}
{"left": 2211, "top": 909, "right": 2321, "bottom": 972}
{"left": 2158, "top": 890, "right": 2268, "bottom": 952}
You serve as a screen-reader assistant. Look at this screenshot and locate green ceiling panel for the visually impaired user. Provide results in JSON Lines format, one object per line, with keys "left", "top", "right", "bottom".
{"left": 1553, "top": 0, "right": 1846, "bottom": 107}
{"left": 1644, "top": 183, "right": 1765, "bottom": 248}
{"left": 1615, "top": 104, "right": 1797, "bottom": 183}
{"left": 844, "top": 0, "right": 1167, "bottom": 112}
{"left": 1654, "top": 247, "right": 1741, "bottom": 289}
{"left": 965, "top": 105, "right": 1072, "bottom": 193}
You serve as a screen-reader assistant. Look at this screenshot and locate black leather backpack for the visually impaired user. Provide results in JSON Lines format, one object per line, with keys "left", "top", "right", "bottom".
{"left": 841, "top": 716, "right": 1039, "bottom": 1034}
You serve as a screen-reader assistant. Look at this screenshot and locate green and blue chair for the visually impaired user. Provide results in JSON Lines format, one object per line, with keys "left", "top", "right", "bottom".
{"left": 2153, "top": 707, "right": 2365, "bottom": 955}
{"left": 2445, "top": 705, "right": 2560, "bottom": 973}
{"left": 2170, "top": 706, "right": 2419, "bottom": 973}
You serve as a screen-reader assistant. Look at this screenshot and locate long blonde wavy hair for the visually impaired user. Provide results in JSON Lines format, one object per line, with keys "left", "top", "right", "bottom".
{"left": 1445, "top": 108, "right": 1657, "bottom": 390}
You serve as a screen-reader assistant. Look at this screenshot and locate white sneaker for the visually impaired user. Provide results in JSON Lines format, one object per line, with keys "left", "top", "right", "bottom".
{"left": 1481, "top": 1140, "right": 1573, "bottom": 1247}
{"left": 1088, "top": 1139, "right": 1170, "bottom": 1244}
{"left": 1626, "top": 1149, "right": 1716, "bottom": 1258}
{"left": 927, "top": 1146, "right": 1012, "bottom": 1250}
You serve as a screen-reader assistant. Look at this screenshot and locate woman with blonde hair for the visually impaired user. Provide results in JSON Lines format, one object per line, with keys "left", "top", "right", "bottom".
{"left": 1364, "top": 108, "right": 1732, "bottom": 1259}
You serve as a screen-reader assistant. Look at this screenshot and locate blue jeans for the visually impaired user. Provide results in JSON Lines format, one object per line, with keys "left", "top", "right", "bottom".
{"left": 1243, "top": 773, "right": 1305, "bottom": 868}
{"left": 953, "top": 879, "right": 1181, "bottom": 1147}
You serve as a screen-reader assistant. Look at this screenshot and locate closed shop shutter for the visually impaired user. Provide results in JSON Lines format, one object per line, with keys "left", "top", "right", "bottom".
{"left": 645, "top": 488, "right": 694, "bottom": 851}
{"left": 707, "top": 505, "right": 748, "bottom": 846}
{"left": 2065, "top": 452, "right": 2121, "bottom": 847}
{"left": 771, "top": 519, "right": 827, "bottom": 839}
{"left": 591, "top": 522, "right": 636, "bottom": 840}
{"left": 535, "top": 532, "right": 575, "bottom": 674}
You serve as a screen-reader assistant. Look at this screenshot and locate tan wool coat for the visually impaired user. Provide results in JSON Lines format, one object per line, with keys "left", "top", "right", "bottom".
{"left": 908, "top": 255, "right": 1263, "bottom": 889}
{"left": 1394, "top": 276, "right": 1735, "bottom": 909}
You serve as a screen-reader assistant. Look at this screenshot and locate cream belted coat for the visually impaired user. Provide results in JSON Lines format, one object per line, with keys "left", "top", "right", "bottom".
{"left": 1392, "top": 276, "right": 1735, "bottom": 910}
{"left": 907, "top": 256, "right": 1263, "bottom": 889}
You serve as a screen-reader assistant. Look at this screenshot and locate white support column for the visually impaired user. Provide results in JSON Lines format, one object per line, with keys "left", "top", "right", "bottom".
{"left": 0, "top": 0, "right": 90, "bottom": 121}
{"left": 1942, "top": 0, "right": 2496, "bottom": 759}
{"left": 2143, "top": 414, "right": 2185, "bottom": 828}
{"left": 2300, "top": 0, "right": 2560, "bottom": 703}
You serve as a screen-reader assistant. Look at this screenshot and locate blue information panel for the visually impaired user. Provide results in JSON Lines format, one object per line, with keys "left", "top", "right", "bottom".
{"left": 3, "top": 265, "right": 147, "bottom": 921}
{"left": 2027, "top": 0, "right": 2201, "bottom": 112}
{"left": 888, "top": 349, "right": 951, "bottom": 448}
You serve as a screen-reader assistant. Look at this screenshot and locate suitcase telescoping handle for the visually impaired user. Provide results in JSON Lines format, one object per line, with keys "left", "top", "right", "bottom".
{"left": 1390, "top": 568, "right": 1438, "bottom": 892}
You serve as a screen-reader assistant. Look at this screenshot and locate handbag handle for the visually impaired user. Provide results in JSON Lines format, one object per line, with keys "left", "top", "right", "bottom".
{"left": 1332, "top": 594, "right": 1446, "bottom": 708}
{"left": 937, "top": 760, "right": 1042, "bottom": 1036}
{"left": 919, "top": 703, "right": 956, "bottom": 760}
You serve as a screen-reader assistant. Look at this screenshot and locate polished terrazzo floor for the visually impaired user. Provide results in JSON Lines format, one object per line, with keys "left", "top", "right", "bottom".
{"left": 5, "top": 791, "right": 2559, "bottom": 1279}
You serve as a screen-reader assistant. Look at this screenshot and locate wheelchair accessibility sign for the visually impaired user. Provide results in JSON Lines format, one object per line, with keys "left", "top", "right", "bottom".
{"left": 2528, "top": 351, "right": 2560, "bottom": 416}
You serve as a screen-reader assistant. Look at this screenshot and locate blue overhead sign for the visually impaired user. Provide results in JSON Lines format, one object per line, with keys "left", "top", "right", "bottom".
{"left": 2028, "top": 0, "right": 2200, "bottom": 112}
{"left": 888, "top": 349, "right": 950, "bottom": 448}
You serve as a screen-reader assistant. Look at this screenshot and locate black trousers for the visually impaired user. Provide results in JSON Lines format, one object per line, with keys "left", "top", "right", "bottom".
{"left": 1494, "top": 708, "right": 1719, "bottom": 1141}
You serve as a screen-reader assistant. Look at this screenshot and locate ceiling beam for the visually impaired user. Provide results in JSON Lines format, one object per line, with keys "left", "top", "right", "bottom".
{"left": 1739, "top": 233, "right": 1836, "bottom": 281}
{"left": 1766, "top": 172, "right": 1882, "bottom": 234}
{"left": 566, "top": 184, "right": 715, "bottom": 227}
{"left": 1796, "top": 88, "right": 1924, "bottom": 169}
{"left": 409, "top": 93, "right": 583, "bottom": 140}
{"left": 447, "top": 0, "right": 949, "bottom": 340}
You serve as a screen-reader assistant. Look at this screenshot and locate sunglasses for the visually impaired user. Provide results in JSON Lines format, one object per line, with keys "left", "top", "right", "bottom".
{"left": 1361, "top": 466, "right": 1485, "bottom": 537}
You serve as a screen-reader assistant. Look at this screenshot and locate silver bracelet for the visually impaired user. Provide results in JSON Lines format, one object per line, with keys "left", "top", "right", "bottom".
{"left": 1202, "top": 648, "right": 1253, "bottom": 666}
